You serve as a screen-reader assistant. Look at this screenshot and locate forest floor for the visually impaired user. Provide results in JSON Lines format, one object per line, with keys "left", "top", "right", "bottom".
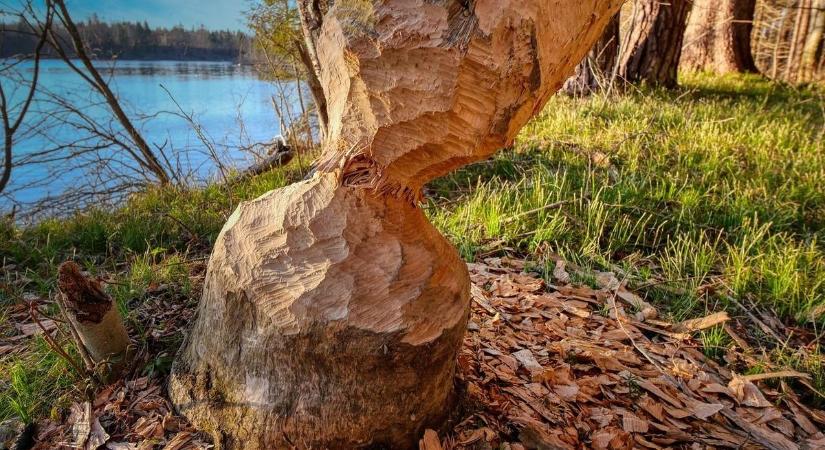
{"left": 1, "top": 73, "right": 824, "bottom": 448}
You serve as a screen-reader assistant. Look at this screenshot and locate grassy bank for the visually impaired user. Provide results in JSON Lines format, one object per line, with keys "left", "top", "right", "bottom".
{"left": 2, "top": 73, "right": 824, "bottom": 422}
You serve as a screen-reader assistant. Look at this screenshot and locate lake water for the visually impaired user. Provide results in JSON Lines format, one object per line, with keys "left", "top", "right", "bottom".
{"left": 2, "top": 60, "right": 296, "bottom": 209}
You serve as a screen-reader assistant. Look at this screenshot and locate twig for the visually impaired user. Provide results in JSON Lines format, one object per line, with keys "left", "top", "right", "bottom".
{"left": 55, "top": 292, "right": 95, "bottom": 370}
{"left": 723, "top": 293, "right": 786, "bottom": 344}
{"left": 502, "top": 199, "right": 571, "bottom": 225}
{"left": 28, "top": 302, "right": 88, "bottom": 378}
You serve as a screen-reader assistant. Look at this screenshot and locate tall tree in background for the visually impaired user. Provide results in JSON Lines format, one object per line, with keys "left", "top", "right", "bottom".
{"left": 169, "top": 1, "right": 623, "bottom": 448}
{"left": 248, "top": 0, "right": 329, "bottom": 140}
{"left": 50, "top": 0, "right": 173, "bottom": 185}
{"left": 563, "top": 13, "right": 620, "bottom": 95}
{"left": 798, "top": 0, "right": 825, "bottom": 81}
{"left": 786, "top": 0, "right": 813, "bottom": 80}
{"left": 618, "top": 0, "right": 693, "bottom": 87}
{"left": 681, "top": 0, "right": 759, "bottom": 73}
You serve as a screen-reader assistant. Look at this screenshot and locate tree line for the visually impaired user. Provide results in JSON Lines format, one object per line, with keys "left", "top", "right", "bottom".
{"left": 564, "top": 0, "right": 824, "bottom": 95}
{"left": 1, "top": 14, "right": 253, "bottom": 61}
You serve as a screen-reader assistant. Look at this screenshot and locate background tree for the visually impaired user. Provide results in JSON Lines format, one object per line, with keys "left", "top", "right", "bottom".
{"left": 798, "top": 0, "right": 825, "bottom": 81}
{"left": 247, "top": 0, "right": 328, "bottom": 140}
{"left": 563, "top": 13, "right": 620, "bottom": 95}
{"left": 751, "top": 0, "right": 825, "bottom": 82}
{"left": 168, "top": 1, "right": 623, "bottom": 448}
{"left": 50, "top": 0, "right": 172, "bottom": 185}
{"left": 0, "top": 1, "right": 51, "bottom": 195}
{"left": 618, "top": 0, "right": 693, "bottom": 87}
{"left": 681, "top": 0, "right": 759, "bottom": 74}
{"left": 1, "top": 17, "right": 251, "bottom": 61}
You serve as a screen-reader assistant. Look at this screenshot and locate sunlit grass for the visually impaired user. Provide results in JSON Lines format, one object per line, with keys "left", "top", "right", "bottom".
{"left": 429, "top": 73, "right": 825, "bottom": 325}
{"left": 1, "top": 73, "right": 823, "bottom": 421}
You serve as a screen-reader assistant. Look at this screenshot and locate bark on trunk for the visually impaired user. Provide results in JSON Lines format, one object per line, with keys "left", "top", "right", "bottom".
{"left": 170, "top": 1, "right": 623, "bottom": 448}
{"left": 787, "top": 0, "right": 814, "bottom": 81}
{"left": 681, "top": 0, "right": 758, "bottom": 74}
{"left": 57, "top": 262, "right": 130, "bottom": 379}
{"left": 297, "top": 0, "right": 330, "bottom": 141}
{"left": 799, "top": 0, "right": 825, "bottom": 82}
{"left": 617, "top": 0, "right": 693, "bottom": 88}
{"left": 563, "top": 13, "right": 620, "bottom": 96}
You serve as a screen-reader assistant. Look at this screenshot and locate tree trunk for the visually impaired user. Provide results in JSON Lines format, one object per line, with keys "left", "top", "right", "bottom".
{"left": 799, "top": 0, "right": 825, "bottom": 82}
{"left": 786, "top": 0, "right": 813, "bottom": 82}
{"left": 52, "top": 0, "right": 172, "bottom": 185}
{"left": 618, "top": 0, "right": 693, "bottom": 88}
{"left": 681, "top": 0, "right": 758, "bottom": 74}
{"left": 296, "top": 0, "right": 330, "bottom": 142}
{"left": 169, "top": 1, "right": 622, "bottom": 448}
{"left": 563, "top": 13, "right": 620, "bottom": 96}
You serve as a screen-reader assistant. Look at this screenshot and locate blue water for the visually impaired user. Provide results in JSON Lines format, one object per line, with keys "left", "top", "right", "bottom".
{"left": 1, "top": 59, "right": 296, "bottom": 209}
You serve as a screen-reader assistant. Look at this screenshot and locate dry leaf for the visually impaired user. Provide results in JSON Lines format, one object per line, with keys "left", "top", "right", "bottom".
{"left": 70, "top": 402, "right": 92, "bottom": 449}
{"left": 87, "top": 417, "right": 110, "bottom": 450}
{"left": 419, "top": 429, "right": 442, "bottom": 450}
{"left": 685, "top": 399, "right": 724, "bottom": 420}
{"left": 728, "top": 375, "right": 772, "bottom": 408}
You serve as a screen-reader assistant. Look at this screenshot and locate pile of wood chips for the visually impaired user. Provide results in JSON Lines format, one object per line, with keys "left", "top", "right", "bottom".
{"left": 438, "top": 258, "right": 824, "bottom": 450}
{"left": 25, "top": 258, "right": 825, "bottom": 449}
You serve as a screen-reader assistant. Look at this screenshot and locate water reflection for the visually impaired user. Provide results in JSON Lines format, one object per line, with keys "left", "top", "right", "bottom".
{"left": 2, "top": 60, "right": 296, "bottom": 207}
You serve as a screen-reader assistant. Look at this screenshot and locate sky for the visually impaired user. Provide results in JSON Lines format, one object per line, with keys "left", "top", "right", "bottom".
{"left": 61, "top": 0, "right": 249, "bottom": 30}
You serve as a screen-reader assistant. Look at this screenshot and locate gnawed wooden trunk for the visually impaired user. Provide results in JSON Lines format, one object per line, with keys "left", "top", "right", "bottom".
{"left": 170, "top": 1, "right": 622, "bottom": 448}
{"left": 681, "top": 0, "right": 758, "bottom": 74}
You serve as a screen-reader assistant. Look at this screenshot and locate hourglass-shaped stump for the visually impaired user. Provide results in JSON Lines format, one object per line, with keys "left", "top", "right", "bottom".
{"left": 170, "top": 1, "right": 623, "bottom": 448}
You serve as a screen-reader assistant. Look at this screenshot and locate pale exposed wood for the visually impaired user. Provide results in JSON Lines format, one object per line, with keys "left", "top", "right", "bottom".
{"left": 170, "top": 1, "right": 623, "bottom": 448}
{"left": 314, "top": 0, "right": 624, "bottom": 198}
{"left": 171, "top": 173, "right": 471, "bottom": 448}
{"left": 799, "top": 0, "right": 825, "bottom": 82}
{"left": 57, "top": 262, "right": 130, "bottom": 378}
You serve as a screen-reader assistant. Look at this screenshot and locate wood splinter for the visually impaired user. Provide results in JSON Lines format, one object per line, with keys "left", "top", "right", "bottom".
{"left": 57, "top": 261, "right": 131, "bottom": 381}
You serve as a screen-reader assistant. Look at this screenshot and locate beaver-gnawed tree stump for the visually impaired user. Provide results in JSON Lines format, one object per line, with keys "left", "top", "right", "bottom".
{"left": 170, "top": 1, "right": 623, "bottom": 448}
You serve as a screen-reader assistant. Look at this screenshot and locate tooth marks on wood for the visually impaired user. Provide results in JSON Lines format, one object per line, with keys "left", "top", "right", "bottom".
{"left": 57, "top": 261, "right": 112, "bottom": 324}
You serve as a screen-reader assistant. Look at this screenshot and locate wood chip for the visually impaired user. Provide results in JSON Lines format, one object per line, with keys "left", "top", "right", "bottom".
{"left": 672, "top": 311, "right": 729, "bottom": 333}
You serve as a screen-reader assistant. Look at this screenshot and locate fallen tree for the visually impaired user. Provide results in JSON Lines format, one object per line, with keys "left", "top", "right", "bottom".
{"left": 169, "top": 1, "right": 622, "bottom": 448}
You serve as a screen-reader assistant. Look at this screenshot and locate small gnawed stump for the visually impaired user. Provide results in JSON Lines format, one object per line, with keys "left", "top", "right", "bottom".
{"left": 58, "top": 261, "right": 130, "bottom": 379}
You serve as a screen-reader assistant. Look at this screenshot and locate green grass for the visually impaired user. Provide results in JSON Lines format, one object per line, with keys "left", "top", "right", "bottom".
{"left": 429, "top": 73, "right": 825, "bottom": 324}
{"left": 1, "top": 73, "right": 824, "bottom": 421}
